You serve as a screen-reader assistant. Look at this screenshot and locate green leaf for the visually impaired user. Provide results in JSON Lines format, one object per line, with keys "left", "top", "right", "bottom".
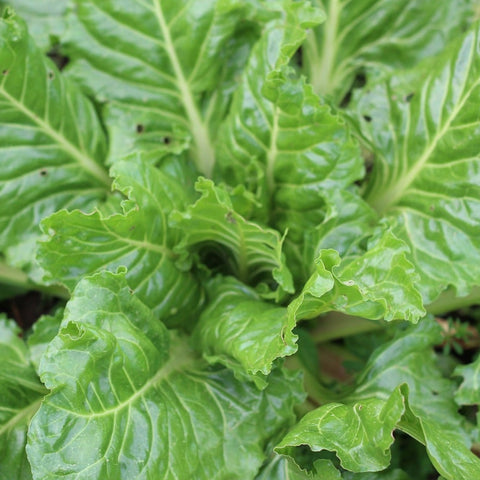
{"left": 290, "top": 227, "right": 425, "bottom": 322}
{"left": 0, "top": 13, "right": 110, "bottom": 270}
{"left": 350, "top": 318, "right": 480, "bottom": 480}
{"left": 353, "top": 25, "right": 480, "bottom": 303}
{"left": 215, "top": 2, "right": 362, "bottom": 239}
{"left": 63, "top": 0, "right": 266, "bottom": 174}
{"left": 170, "top": 178, "right": 294, "bottom": 297}
{"left": 26, "top": 271, "right": 304, "bottom": 480}
{"left": 276, "top": 386, "right": 406, "bottom": 472}
{"left": 304, "top": 0, "right": 473, "bottom": 100}
{"left": 277, "top": 319, "right": 480, "bottom": 479}
{"left": 0, "top": 1, "right": 68, "bottom": 50}
{"left": 0, "top": 315, "right": 47, "bottom": 480}
{"left": 27, "top": 309, "right": 63, "bottom": 374}
{"left": 454, "top": 355, "right": 480, "bottom": 405}
{"left": 37, "top": 158, "right": 204, "bottom": 327}
{"left": 192, "top": 276, "right": 297, "bottom": 388}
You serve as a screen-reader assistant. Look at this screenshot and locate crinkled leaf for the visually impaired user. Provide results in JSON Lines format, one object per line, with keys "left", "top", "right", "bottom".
{"left": 38, "top": 158, "right": 203, "bottom": 327}
{"left": 27, "top": 309, "right": 63, "bottom": 374}
{"left": 276, "top": 386, "right": 406, "bottom": 472}
{"left": 0, "top": 1, "right": 68, "bottom": 50}
{"left": 192, "top": 276, "right": 297, "bottom": 388}
{"left": 454, "top": 355, "right": 480, "bottom": 405}
{"left": 63, "top": 0, "right": 266, "bottom": 174}
{"left": 170, "top": 178, "right": 293, "bottom": 297}
{"left": 343, "top": 471, "right": 411, "bottom": 480}
{"left": 353, "top": 25, "right": 480, "bottom": 303}
{"left": 26, "top": 271, "right": 303, "bottom": 480}
{"left": 290, "top": 228, "right": 425, "bottom": 323}
{"left": 278, "top": 319, "right": 480, "bottom": 479}
{"left": 351, "top": 318, "right": 480, "bottom": 480}
{"left": 0, "top": 12, "right": 110, "bottom": 269}
{"left": 0, "top": 315, "right": 47, "bottom": 480}
{"left": 215, "top": 2, "right": 362, "bottom": 239}
{"left": 304, "top": 0, "right": 473, "bottom": 100}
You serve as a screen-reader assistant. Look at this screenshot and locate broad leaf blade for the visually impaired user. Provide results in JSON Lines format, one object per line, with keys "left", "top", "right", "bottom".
{"left": 38, "top": 158, "right": 203, "bottom": 327}
{"left": 304, "top": 0, "right": 473, "bottom": 100}
{"left": 0, "top": 316, "right": 47, "bottom": 480}
{"left": 276, "top": 386, "right": 405, "bottom": 472}
{"left": 0, "top": 12, "right": 109, "bottom": 269}
{"left": 26, "top": 271, "right": 304, "bottom": 480}
{"left": 63, "top": 0, "right": 263, "bottom": 174}
{"left": 353, "top": 25, "right": 480, "bottom": 303}
{"left": 193, "top": 276, "right": 297, "bottom": 388}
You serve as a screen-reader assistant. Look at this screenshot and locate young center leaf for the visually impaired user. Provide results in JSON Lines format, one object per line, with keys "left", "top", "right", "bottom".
{"left": 0, "top": 12, "right": 110, "bottom": 270}
{"left": 352, "top": 25, "right": 480, "bottom": 303}
{"left": 0, "top": 316, "right": 47, "bottom": 480}
{"left": 170, "top": 178, "right": 293, "bottom": 297}
{"left": 26, "top": 271, "right": 304, "bottom": 480}
{"left": 37, "top": 158, "right": 203, "bottom": 327}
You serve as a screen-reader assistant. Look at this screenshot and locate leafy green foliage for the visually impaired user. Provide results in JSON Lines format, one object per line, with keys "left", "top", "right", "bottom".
{"left": 1, "top": 1, "right": 480, "bottom": 479}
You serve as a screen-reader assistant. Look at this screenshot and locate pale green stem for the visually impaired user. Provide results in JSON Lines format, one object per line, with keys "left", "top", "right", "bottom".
{"left": 311, "top": 311, "right": 384, "bottom": 343}
{"left": 426, "top": 286, "right": 480, "bottom": 316}
{"left": 0, "top": 260, "right": 69, "bottom": 298}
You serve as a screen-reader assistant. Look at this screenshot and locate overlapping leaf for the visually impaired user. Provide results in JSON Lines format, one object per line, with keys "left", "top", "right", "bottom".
{"left": 352, "top": 25, "right": 480, "bottom": 303}
{"left": 290, "top": 227, "right": 424, "bottom": 323}
{"left": 277, "top": 318, "right": 480, "bottom": 479}
{"left": 215, "top": 2, "right": 362, "bottom": 239}
{"left": 170, "top": 178, "right": 293, "bottom": 297}
{"left": 277, "top": 386, "right": 406, "bottom": 472}
{"left": 192, "top": 276, "right": 296, "bottom": 388}
{"left": 26, "top": 271, "right": 304, "bottom": 480}
{"left": 304, "top": 0, "right": 473, "bottom": 100}
{"left": 0, "top": 316, "right": 47, "bottom": 480}
{"left": 38, "top": 158, "right": 203, "bottom": 327}
{"left": 0, "top": 13, "right": 110, "bottom": 269}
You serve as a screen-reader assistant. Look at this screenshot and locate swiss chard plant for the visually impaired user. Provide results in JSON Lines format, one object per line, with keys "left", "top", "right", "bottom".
{"left": 1, "top": 0, "right": 480, "bottom": 479}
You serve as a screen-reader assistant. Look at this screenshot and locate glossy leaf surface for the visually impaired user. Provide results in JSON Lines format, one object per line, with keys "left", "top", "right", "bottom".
{"left": 354, "top": 26, "right": 480, "bottom": 302}
{"left": 193, "top": 276, "right": 296, "bottom": 388}
{"left": 0, "top": 316, "right": 46, "bottom": 480}
{"left": 37, "top": 158, "right": 203, "bottom": 326}
{"left": 0, "top": 13, "right": 109, "bottom": 269}
{"left": 26, "top": 271, "right": 303, "bottom": 480}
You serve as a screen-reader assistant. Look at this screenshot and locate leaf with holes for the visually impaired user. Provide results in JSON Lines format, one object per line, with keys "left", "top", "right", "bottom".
{"left": 0, "top": 12, "right": 109, "bottom": 270}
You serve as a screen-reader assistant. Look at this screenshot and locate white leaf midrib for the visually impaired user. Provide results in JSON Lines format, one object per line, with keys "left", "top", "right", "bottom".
{"left": 151, "top": 0, "right": 216, "bottom": 176}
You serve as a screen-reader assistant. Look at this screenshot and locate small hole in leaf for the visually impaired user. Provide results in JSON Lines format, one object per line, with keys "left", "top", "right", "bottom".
{"left": 40, "top": 169, "right": 48, "bottom": 176}
{"left": 2, "top": 69, "right": 8, "bottom": 75}
{"left": 163, "top": 136, "right": 171, "bottom": 145}
{"left": 48, "top": 71, "right": 55, "bottom": 80}
{"left": 136, "top": 124, "right": 144, "bottom": 134}
{"left": 363, "top": 115, "right": 372, "bottom": 122}
{"left": 404, "top": 92, "right": 414, "bottom": 103}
